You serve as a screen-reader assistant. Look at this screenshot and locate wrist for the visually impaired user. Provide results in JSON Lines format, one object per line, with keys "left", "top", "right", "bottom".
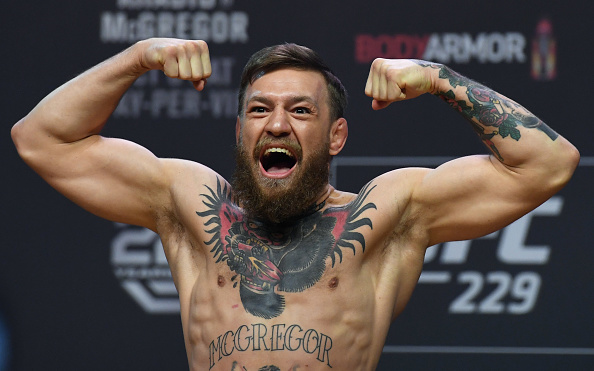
{"left": 430, "top": 64, "right": 451, "bottom": 95}
{"left": 410, "top": 60, "right": 444, "bottom": 95}
{"left": 126, "top": 39, "right": 152, "bottom": 77}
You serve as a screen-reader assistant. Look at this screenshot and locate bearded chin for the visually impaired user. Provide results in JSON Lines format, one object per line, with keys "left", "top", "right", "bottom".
{"left": 232, "top": 143, "right": 331, "bottom": 224}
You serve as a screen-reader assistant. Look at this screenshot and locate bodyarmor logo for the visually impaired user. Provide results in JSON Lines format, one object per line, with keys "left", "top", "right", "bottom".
{"left": 355, "top": 32, "right": 526, "bottom": 64}
{"left": 111, "top": 224, "right": 179, "bottom": 314}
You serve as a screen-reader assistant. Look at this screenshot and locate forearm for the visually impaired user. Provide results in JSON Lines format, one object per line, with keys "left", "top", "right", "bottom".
{"left": 428, "top": 63, "right": 579, "bottom": 177}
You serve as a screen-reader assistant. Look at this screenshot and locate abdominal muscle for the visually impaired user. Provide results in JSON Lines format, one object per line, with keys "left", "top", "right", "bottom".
{"left": 182, "top": 261, "right": 386, "bottom": 371}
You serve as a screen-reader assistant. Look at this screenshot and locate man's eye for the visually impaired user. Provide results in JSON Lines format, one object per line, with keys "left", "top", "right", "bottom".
{"left": 294, "top": 107, "right": 310, "bottom": 114}
{"left": 250, "top": 107, "right": 266, "bottom": 113}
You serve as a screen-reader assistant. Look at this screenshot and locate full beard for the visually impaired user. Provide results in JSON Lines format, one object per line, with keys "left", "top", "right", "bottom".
{"left": 232, "top": 139, "right": 331, "bottom": 225}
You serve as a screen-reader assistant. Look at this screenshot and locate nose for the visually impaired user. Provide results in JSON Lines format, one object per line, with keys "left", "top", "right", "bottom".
{"left": 264, "top": 107, "right": 292, "bottom": 137}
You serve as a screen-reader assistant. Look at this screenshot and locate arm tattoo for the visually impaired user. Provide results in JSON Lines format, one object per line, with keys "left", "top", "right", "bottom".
{"left": 414, "top": 61, "right": 559, "bottom": 161}
{"left": 197, "top": 179, "right": 377, "bottom": 319}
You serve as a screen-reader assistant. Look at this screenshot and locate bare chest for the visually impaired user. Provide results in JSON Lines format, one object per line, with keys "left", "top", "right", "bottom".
{"left": 170, "top": 181, "right": 388, "bottom": 369}
{"left": 190, "top": 181, "right": 378, "bottom": 319}
{"left": 188, "top": 259, "right": 378, "bottom": 371}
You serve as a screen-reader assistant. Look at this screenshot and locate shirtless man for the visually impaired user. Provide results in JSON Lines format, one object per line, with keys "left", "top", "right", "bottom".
{"left": 11, "top": 38, "right": 579, "bottom": 370}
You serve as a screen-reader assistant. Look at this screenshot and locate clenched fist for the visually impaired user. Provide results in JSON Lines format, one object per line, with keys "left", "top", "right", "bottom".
{"left": 364, "top": 58, "right": 439, "bottom": 110}
{"left": 138, "top": 38, "right": 212, "bottom": 91}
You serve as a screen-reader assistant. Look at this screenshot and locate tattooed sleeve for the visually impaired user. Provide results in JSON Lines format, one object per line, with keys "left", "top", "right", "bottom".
{"left": 414, "top": 61, "right": 559, "bottom": 161}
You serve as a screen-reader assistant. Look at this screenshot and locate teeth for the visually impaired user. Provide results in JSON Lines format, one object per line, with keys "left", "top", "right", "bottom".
{"left": 264, "top": 148, "right": 294, "bottom": 158}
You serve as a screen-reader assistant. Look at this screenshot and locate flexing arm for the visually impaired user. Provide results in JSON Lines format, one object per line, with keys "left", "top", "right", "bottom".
{"left": 11, "top": 38, "right": 212, "bottom": 231}
{"left": 365, "top": 59, "right": 580, "bottom": 246}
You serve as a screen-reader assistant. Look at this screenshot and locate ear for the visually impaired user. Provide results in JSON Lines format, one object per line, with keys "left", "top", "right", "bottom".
{"left": 235, "top": 116, "right": 241, "bottom": 144}
{"left": 328, "top": 118, "right": 348, "bottom": 156}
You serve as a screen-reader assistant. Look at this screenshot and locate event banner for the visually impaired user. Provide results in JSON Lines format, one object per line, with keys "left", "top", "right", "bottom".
{"left": 3, "top": 0, "right": 592, "bottom": 370}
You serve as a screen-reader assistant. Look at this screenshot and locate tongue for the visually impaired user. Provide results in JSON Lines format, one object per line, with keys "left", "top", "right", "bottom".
{"left": 267, "top": 165, "right": 291, "bottom": 174}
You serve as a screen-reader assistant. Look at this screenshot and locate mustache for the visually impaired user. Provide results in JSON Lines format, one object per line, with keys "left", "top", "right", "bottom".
{"left": 252, "top": 137, "right": 303, "bottom": 161}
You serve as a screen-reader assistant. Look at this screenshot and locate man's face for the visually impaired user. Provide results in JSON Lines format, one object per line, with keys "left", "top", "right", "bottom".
{"left": 232, "top": 69, "right": 345, "bottom": 223}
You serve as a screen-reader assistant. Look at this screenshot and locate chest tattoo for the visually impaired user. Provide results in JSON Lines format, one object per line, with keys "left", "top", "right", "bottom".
{"left": 197, "top": 180, "right": 376, "bottom": 319}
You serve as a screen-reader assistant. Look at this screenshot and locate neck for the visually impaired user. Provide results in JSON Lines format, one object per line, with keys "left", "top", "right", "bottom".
{"left": 253, "top": 184, "right": 334, "bottom": 226}
{"left": 314, "top": 184, "right": 333, "bottom": 209}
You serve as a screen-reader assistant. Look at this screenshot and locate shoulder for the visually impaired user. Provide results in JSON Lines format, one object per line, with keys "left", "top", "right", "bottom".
{"left": 160, "top": 158, "right": 228, "bottom": 195}
{"left": 330, "top": 167, "right": 432, "bottom": 216}
{"left": 161, "top": 158, "right": 221, "bottom": 181}
{"left": 155, "top": 158, "right": 231, "bottom": 230}
{"left": 373, "top": 167, "right": 431, "bottom": 192}
{"left": 332, "top": 168, "right": 433, "bottom": 251}
{"left": 353, "top": 167, "right": 431, "bottom": 221}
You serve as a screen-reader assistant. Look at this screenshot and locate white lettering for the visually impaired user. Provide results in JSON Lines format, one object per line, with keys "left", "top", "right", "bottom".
{"left": 151, "top": 89, "right": 181, "bottom": 118}
{"left": 484, "top": 32, "right": 506, "bottom": 63}
{"left": 211, "top": 11, "right": 228, "bottom": 43}
{"left": 137, "top": 11, "right": 156, "bottom": 40}
{"left": 192, "top": 12, "right": 210, "bottom": 39}
{"left": 463, "top": 33, "right": 482, "bottom": 63}
{"left": 207, "top": 89, "right": 237, "bottom": 118}
{"left": 157, "top": 12, "right": 175, "bottom": 36}
{"left": 229, "top": 12, "right": 249, "bottom": 43}
{"left": 100, "top": 12, "right": 128, "bottom": 42}
{"left": 423, "top": 34, "right": 447, "bottom": 62}
{"left": 423, "top": 32, "right": 526, "bottom": 64}
{"left": 449, "top": 271, "right": 541, "bottom": 314}
{"left": 209, "top": 57, "right": 235, "bottom": 85}
{"left": 113, "top": 87, "right": 238, "bottom": 119}
{"left": 442, "top": 33, "right": 463, "bottom": 63}
{"left": 176, "top": 11, "right": 192, "bottom": 38}
{"left": 100, "top": 11, "right": 249, "bottom": 44}
{"left": 507, "top": 32, "right": 526, "bottom": 62}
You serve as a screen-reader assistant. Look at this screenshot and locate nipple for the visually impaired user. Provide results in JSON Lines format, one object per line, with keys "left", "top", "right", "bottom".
{"left": 328, "top": 277, "right": 339, "bottom": 289}
{"left": 217, "top": 275, "right": 226, "bottom": 287}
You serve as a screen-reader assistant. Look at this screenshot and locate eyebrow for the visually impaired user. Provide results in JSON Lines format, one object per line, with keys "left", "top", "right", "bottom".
{"left": 247, "top": 95, "right": 319, "bottom": 108}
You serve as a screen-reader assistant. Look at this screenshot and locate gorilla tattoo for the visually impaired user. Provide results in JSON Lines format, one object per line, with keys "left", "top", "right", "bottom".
{"left": 197, "top": 179, "right": 376, "bottom": 319}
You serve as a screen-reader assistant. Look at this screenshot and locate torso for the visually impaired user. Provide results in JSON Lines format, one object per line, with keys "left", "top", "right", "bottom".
{"left": 157, "top": 168, "right": 426, "bottom": 371}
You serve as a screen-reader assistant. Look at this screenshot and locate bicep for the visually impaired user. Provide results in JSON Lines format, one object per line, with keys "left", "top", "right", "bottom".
{"left": 31, "top": 135, "right": 172, "bottom": 230}
{"left": 410, "top": 155, "right": 545, "bottom": 246}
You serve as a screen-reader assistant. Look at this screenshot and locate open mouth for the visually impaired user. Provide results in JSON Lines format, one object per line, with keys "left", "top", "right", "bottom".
{"left": 259, "top": 147, "right": 297, "bottom": 178}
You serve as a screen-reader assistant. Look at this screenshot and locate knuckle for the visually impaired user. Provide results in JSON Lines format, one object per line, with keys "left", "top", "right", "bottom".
{"left": 163, "top": 45, "right": 181, "bottom": 59}
{"left": 185, "top": 41, "right": 200, "bottom": 53}
{"left": 176, "top": 44, "right": 187, "bottom": 56}
{"left": 371, "top": 58, "right": 384, "bottom": 70}
{"left": 196, "top": 40, "right": 209, "bottom": 53}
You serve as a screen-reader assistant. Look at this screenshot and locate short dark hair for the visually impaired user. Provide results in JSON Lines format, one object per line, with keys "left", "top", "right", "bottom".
{"left": 237, "top": 43, "right": 348, "bottom": 121}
